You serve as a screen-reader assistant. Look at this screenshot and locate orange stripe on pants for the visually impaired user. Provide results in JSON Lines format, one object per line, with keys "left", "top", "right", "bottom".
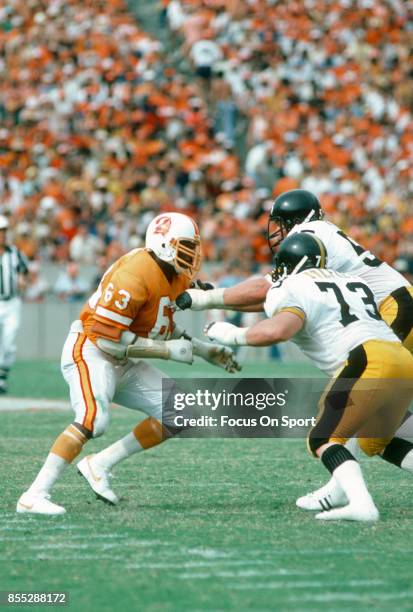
{"left": 72, "top": 333, "right": 97, "bottom": 432}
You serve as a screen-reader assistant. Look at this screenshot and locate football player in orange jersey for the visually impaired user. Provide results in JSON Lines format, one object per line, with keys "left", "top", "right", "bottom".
{"left": 17, "top": 213, "right": 240, "bottom": 515}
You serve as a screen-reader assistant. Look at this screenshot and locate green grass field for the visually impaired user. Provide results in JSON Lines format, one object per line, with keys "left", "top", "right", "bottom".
{"left": 1, "top": 361, "right": 413, "bottom": 611}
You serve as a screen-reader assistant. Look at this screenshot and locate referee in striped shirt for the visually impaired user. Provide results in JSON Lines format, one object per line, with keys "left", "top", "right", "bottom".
{"left": 0, "top": 215, "right": 29, "bottom": 393}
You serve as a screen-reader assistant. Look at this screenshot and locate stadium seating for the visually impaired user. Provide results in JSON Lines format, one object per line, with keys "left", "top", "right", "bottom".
{"left": 0, "top": 0, "right": 412, "bottom": 286}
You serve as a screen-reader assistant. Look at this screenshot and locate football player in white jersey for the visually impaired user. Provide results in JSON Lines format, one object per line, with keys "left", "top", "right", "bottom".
{"left": 176, "top": 189, "right": 413, "bottom": 511}
{"left": 178, "top": 189, "right": 413, "bottom": 347}
{"left": 204, "top": 233, "right": 413, "bottom": 522}
{"left": 268, "top": 190, "right": 413, "bottom": 350}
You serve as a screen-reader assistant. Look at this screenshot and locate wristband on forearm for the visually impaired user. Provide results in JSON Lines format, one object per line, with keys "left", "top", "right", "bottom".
{"left": 191, "top": 336, "right": 207, "bottom": 356}
{"left": 233, "top": 327, "right": 249, "bottom": 345}
{"left": 206, "top": 288, "right": 226, "bottom": 307}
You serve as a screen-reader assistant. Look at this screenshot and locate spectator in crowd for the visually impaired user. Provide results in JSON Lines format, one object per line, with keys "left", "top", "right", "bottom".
{"left": 190, "top": 38, "right": 222, "bottom": 83}
{"left": 54, "top": 263, "right": 90, "bottom": 303}
{"left": 69, "top": 223, "right": 104, "bottom": 265}
{"left": 172, "top": 0, "right": 413, "bottom": 268}
{"left": 24, "top": 262, "right": 49, "bottom": 303}
{"left": 212, "top": 74, "right": 238, "bottom": 147}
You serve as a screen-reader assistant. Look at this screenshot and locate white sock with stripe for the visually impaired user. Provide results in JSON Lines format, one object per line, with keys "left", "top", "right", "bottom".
{"left": 94, "top": 433, "right": 143, "bottom": 471}
{"left": 321, "top": 445, "right": 375, "bottom": 508}
{"left": 310, "top": 438, "right": 360, "bottom": 498}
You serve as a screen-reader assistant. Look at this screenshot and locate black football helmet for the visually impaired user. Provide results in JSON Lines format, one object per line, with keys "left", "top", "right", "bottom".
{"left": 267, "top": 189, "right": 323, "bottom": 255}
{"left": 271, "top": 232, "right": 327, "bottom": 282}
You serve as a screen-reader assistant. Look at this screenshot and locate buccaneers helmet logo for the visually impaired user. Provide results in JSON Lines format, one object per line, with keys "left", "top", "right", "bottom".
{"left": 153, "top": 215, "right": 172, "bottom": 236}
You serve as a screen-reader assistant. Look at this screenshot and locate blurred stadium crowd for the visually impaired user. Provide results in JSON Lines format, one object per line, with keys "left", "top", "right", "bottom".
{"left": 0, "top": 0, "right": 412, "bottom": 301}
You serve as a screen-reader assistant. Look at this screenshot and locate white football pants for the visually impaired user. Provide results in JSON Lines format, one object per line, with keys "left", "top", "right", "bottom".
{"left": 61, "top": 321, "right": 174, "bottom": 437}
{"left": 0, "top": 297, "right": 21, "bottom": 370}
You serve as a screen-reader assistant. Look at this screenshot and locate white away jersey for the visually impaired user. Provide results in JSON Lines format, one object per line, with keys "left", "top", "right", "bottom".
{"left": 264, "top": 268, "right": 399, "bottom": 376}
{"left": 289, "top": 220, "right": 409, "bottom": 305}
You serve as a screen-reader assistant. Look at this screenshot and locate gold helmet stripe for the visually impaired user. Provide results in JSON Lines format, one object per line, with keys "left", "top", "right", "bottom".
{"left": 311, "top": 235, "right": 327, "bottom": 268}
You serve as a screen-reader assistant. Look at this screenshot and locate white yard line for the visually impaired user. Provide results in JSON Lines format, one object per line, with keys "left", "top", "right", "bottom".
{"left": 0, "top": 398, "right": 125, "bottom": 412}
{"left": 0, "top": 398, "right": 70, "bottom": 411}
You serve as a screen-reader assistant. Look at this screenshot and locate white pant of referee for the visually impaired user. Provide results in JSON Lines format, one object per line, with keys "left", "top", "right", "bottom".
{"left": 0, "top": 297, "right": 21, "bottom": 391}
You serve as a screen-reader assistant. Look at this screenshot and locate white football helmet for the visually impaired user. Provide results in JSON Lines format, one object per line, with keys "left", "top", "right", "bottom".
{"left": 145, "top": 213, "right": 201, "bottom": 279}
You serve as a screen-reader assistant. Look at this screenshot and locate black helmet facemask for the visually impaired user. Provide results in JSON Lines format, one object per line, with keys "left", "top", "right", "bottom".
{"left": 267, "top": 215, "right": 285, "bottom": 254}
{"left": 271, "top": 254, "right": 310, "bottom": 283}
{"left": 267, "top": 208, "right": 321, "bottom": 257}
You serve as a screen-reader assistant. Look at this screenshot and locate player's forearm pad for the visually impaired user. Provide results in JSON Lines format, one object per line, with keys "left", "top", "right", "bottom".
{"left": 126, "top": 337, "right": 193, "bottom": 364}
{"left": 191, "top": 336, "right": 213, "bottom": 358}
{"left": 126, "top": 337, "right": 170, "bottom": 360}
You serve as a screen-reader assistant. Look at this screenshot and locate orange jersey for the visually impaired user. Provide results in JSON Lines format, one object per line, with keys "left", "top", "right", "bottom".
{"left": 80, "top": 249, "right": 190, "bottom": 344}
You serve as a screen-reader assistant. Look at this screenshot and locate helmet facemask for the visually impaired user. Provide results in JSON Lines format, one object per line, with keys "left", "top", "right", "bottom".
{"left": 271, "top": 255, "right": 309, "bottom": 283}
{"left": 171, "top": 237, "right": 201, "bottom": 280}
{"left": 267, "top": 207, "right": 324, "bottom": 256}
{"left": 271, "top": 259, "right": 288, "bottom": 283}
{"left": 267, "top": 216, "right": 286, "bottom": 256}
{"left": 271, "top": 240, "right": 326, "bottom": 283}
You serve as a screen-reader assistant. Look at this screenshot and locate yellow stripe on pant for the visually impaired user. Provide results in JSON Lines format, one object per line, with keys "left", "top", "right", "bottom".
{"left": 379, "top": 286, "right": 413, "bottom": 353}
{"left": 308, "top": 340, "right": 413, "bottom": 457}
{"left": 72, "top": 333, "right": 98, "bottom": 433}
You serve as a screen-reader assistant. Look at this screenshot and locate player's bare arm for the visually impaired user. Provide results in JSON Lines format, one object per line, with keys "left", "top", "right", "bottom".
{"left": 175, "top": 276, "right": 270, "bottom": 312}
{"left": 205, "top": 311, "right": 303, "bottom": 347}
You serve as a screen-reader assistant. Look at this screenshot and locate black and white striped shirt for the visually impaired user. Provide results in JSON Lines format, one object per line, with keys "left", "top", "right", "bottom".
{"left": 0, "top": 246, "right": 29, "bottom": 300}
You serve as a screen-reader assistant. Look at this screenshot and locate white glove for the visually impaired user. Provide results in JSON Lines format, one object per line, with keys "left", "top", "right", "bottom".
{"left": 204, "top": 322, "right": 249, "bottom": 346}
{"left": 192, "top": 337, "right": 241, "bottom": 373}
{"left": 175, "top": 288, "right": 225, "bottom": 311}
{"left": 164, "top": 338, "right": 193, "bottom": 364}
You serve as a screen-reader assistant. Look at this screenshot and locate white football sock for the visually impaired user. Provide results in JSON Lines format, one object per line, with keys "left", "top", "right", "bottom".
{"left": 315, "top": 439, "right": 361, "bottom": 496}
{"left": 28, "top": 453, "right": 68, "bottom": 495}
{"left": 401, "top": 449, "right": 413, "bottom": 472}
{"left": 331, "top": 460, "right": 375, "bottom": 507}
{"left": 394, "top": 413, "right": 413, "bottom": 440}
{"left": 94, "top": 433, "right": 143, "bottom": 470}
{"left": 306, "top": 475, "right": 341, "bottom": 498}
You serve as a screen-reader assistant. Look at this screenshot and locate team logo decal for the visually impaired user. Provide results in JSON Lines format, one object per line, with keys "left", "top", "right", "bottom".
{"left": 153, "top": 215, "right": 172, "bottom": 236}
